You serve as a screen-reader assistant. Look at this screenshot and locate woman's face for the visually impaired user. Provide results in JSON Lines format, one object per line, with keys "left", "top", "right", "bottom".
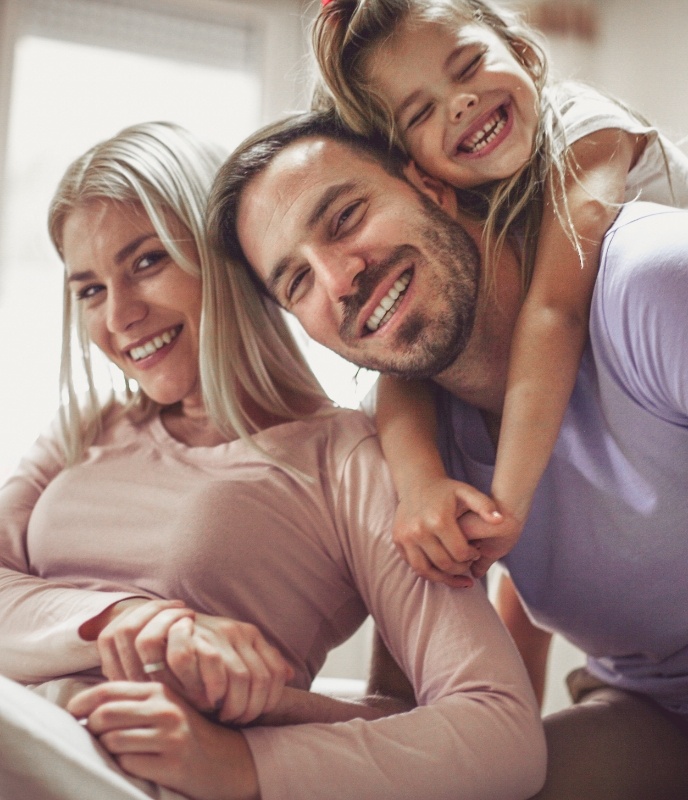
{"left": 365, "top": 19, "right": 539, "bottom": 188}
{"left": 62, "top": 199, "right": 204, "bottom": 410}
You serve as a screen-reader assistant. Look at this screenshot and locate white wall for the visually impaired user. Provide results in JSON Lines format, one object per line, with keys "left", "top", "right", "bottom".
{"left": 541, "top": 0, "right": 688, "bottom": 146}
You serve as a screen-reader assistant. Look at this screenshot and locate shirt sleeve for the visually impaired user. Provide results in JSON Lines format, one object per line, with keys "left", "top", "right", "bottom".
{"left": 0, "top": 422, "right": 142, "bottom": 683}
{"left": 552, "top": 81, "right": 655, "bottom": 151}
{"left": 243, "top": 434, "right": 546, "bottom": 800}
{"left": 596, "top": 206, "right": 688, "bottom": 420}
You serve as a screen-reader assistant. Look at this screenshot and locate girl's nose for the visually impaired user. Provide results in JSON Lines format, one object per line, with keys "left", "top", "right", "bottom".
{"left": 449, "top": 91, "right": 478, "bottom": 121}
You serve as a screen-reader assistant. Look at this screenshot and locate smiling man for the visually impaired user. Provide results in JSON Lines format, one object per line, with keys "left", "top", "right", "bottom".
{"left": 208, "top": 109, "right": 688, "bottom": 799}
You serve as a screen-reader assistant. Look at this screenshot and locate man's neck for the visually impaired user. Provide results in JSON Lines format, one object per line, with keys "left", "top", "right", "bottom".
{"left": 432, "top": 213, "right": 522, "bottom": 418}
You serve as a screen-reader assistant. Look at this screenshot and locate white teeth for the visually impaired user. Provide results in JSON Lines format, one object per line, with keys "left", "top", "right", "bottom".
{"left": 129, "top": 326, "right": 179, "bottom": 362}
{"left": 366, "top": 271, "right": 411, "bottom": 332}
{"left": 460, "top": 108, "right": 507, "bottom": 154}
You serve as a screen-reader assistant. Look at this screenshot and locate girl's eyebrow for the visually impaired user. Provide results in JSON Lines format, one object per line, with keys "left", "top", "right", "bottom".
{"left": 395, "top": 45, "right": 467, "bottom": 120}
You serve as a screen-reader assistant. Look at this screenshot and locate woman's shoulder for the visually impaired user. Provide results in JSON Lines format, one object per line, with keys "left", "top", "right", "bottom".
{"left": 257, "top": 407, "right": 381, "bottom": 474}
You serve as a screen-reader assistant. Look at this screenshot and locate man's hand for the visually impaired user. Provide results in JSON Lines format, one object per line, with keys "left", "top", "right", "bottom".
{"left": 96, "top": 600, "right": 294, "bottom": 724}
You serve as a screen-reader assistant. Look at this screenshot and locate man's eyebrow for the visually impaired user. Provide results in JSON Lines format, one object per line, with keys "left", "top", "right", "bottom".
{"left": 266, "top": 181, "right": 360, "bottom": 296}
{"left": 306, "top": 181, "right": 360, "bottom": 230}
{"left": 67, "top": 233, "right": 157, "bottom": 284}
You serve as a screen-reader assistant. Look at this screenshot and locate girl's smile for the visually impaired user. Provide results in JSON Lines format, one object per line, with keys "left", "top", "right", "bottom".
{"left": 366, "top": 20, "right": 539, "bottom": 188}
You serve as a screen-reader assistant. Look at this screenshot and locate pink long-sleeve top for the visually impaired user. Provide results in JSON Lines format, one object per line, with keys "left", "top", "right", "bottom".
{"left": 0, "top": 406, "right": 545, "bottom": 800}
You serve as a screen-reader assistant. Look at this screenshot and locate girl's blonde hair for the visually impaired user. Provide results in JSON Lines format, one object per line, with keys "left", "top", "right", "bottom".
{"left": 49, "top": 121, "right": 329, "bottom": 465}
{"left": 311, "top": 0, "right": 566, "bottom": 294}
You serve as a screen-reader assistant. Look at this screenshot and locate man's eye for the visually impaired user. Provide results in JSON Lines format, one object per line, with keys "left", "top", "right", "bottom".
{"left": 334, "top": 201, "right": 364, "bottom": 234}
{"left": 286, "top": 269, "right": 308, "bottom": 302}
{"left": 406, "top": 103, "right": 433, "bottom": 130}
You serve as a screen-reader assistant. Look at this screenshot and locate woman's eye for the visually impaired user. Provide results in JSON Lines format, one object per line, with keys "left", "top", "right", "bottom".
{"left": 136, "top": 250, "right": 167, "bottom": 271}
{"left": 76, "top": 284, "right": 103, "bottom": 301}
{"left": 406, "top": 103, "right": 432, "bottom": 130}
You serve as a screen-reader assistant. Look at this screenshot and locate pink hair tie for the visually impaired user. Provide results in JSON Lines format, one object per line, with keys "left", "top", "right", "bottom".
{"left": 322, "top": 0, "right": 334, "bottom": 6}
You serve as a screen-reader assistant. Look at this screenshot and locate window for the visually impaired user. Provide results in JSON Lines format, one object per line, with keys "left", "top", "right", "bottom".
{"left": 0, "top": 0, "right": 378, "bottom": 480}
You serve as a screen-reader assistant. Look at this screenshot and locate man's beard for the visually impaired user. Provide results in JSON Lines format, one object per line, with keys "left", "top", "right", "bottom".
{"left": 338, "top": 194, "right": 480, "bottom": 379}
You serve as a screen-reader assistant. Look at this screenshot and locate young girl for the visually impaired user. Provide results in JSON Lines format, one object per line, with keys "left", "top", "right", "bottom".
{"left": 312, "top": 0, "right": 688, "bottom": 587}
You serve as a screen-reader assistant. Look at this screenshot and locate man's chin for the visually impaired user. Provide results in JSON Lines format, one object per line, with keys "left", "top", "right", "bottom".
{"left": 344, "top": 332, "right": 465, "bottom": 380}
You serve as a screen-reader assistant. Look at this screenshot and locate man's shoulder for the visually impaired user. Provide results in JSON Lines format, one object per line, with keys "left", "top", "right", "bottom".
{"left": 592, "top": 203, "right": 688, "bottom": 398}
{"left": 600, "top": 202, "right": 688, "bottom": 281}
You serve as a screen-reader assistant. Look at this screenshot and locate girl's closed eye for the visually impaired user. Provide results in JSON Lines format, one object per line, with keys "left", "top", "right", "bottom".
{"left": 406, "top": 103, "right": 433, "bottom": 130}
{"left": 457, "top": 50, "right": 485, "bottom": 80}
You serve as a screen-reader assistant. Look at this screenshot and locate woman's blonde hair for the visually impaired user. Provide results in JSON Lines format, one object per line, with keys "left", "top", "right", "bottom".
{"left": 49, "top": 121, "right": 329, "bottom": 464}
{"left": 311, "top": 0, "right": 567, "bottom": 294}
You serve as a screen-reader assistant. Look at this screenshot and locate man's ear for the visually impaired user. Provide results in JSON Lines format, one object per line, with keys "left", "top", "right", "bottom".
{"left": 402, "top": 160, "right": 459, "bottom": 216}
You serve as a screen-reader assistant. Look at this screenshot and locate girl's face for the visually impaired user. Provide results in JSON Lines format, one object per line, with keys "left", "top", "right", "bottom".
{"left": 62, "top": 199, "right": 204, "bottom": 412}
{"left": 365, "top": 19, "right": 539, "bottom": 188}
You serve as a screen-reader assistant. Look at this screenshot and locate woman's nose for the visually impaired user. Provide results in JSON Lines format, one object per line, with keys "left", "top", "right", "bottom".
{"left": 105, "top": 285, "right": 147, "bottom": 332}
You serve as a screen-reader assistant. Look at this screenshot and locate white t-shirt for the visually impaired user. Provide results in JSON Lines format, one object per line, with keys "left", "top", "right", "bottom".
{"left": 549, "top": 81, "right": 688, "bottom": 207}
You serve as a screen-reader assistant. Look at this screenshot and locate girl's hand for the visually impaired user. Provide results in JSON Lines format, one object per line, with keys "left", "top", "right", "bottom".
{"left": 97, "top": 600, "right": 294, "bottom": 724}
{"left": 460, "top": 510, "right": 525, "bottom": 579}
{"left": 393, "top": 478, "right": 502, "bottom": 588}
{"left": 67, "top": 681, "right": 258, "bottom": 800}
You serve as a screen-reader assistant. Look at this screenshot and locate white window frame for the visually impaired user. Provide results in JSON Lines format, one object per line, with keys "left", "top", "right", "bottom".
{"left": 0, "top": 0, "right": 312, "bottom": 250}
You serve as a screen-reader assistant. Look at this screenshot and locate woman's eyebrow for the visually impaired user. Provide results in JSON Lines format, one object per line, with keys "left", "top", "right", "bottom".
{"left": 114, "top": 233, "right": 157, "bottom": 265}
{"left": 67, "top": 233, "right": 157, "bottom": 284}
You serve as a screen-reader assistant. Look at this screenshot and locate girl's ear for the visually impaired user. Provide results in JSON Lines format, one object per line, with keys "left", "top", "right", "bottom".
{"left": 402, "top": 160, "right": 458, "bottom": 216}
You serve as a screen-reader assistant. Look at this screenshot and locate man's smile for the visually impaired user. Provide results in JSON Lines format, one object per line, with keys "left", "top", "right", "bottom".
{"left": 365, "top": 270, "right": 412, "bottom": 332}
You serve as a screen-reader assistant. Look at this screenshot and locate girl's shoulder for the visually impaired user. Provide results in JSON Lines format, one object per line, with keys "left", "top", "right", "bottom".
{"left": 547, "top": 80, "right": 653, "bottom": 147}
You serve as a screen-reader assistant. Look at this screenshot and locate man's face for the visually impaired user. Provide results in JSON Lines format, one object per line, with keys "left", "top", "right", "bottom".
{"left": 237, "top": 136, "right": 481, "bottom": 379}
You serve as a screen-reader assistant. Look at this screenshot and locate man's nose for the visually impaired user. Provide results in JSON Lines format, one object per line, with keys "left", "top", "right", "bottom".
{"left": 105, "top": 284, "right": 147, "bottom": 333}
{"left": 308, "top": 246, "right": 365, "bottom": 303}
{"left": 449, "top": 91, "right": 478, "bottom": 121}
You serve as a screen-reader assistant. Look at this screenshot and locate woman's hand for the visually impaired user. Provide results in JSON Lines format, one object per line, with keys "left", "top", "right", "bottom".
{"left": 96, "top": 600, "right": 294, "bottom": 724}
{"left": 393, "top": 477, "right": 502, "bottom": 588}
{"left": 67, "top": 681, "right": 259, "bottom": 800}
